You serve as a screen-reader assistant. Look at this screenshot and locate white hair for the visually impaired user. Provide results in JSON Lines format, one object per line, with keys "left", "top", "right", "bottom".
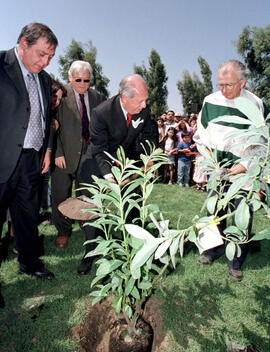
{"left": 68, "top": 60, "right": 92, "bottom": 77}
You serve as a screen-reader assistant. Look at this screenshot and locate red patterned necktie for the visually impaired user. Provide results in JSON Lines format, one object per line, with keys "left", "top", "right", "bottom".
{"left": 126, "top": 113, "right": 132, "bottom": 128}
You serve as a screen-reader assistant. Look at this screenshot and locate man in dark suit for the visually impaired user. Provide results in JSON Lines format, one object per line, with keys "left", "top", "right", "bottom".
{"left": 51, "top": 61, "right": 103, "bottom": 249}
{"left": 78, "top": 74, "right": 158, "bottom": 275}
{"left": 0, "top": 22, "right": 58, "bottom": 306}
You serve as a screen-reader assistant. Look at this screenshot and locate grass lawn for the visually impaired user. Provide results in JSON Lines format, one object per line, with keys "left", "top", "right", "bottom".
{"left": 0, "top": 184, "right": 270, "bottom": 351}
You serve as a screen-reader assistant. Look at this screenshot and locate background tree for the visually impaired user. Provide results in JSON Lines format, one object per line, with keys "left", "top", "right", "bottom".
{"left": 177, "top": 57, "right": 213, "bottom": 115}
{"left": 59, "top": 39, "right": 110, "bottom": 99}
{"left": 198, "top": 56, "right": 213, "bottom": 96}
{"left": 236, "top": 25, "right": 270, "bottom": 106}
{"left": 134, "top": 49, "right": 168, "bottom": 117}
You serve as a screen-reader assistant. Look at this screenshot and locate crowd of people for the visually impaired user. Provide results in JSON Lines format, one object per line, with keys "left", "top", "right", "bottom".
{"left": 0, "top": 22, "right": 269, "bottom": 309}
{"left": 157, "top": 110, "right": 207, "bottom": 189}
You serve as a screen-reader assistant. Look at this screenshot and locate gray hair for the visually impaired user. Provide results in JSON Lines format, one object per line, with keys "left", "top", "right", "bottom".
{"left": 68, "top": 60, "right": 92, "bottom": 77}
{"left": 17, "top": 22, "right": 58, "bottom": 48}
{"left": 119, "top": 74, "right": 146, "bottom": 98}
{"left": 218, "top": 60, "right": 246, "bottom": 80}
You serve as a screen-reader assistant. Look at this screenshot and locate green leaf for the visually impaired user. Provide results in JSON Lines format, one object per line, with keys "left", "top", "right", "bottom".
{"left": 131, "top": 286, "right": 140, "bottom": 300}
{"left": 138, "top": 281, "right": 152, "bottom": 290}
{"left": 92, "top": 295, "right": 105, "bottom": 305}
{"left": 154, "top": 239, "right": 171, "bottom": 259}
{"left": 124, "top": 304, "right": 133, "bottom": 319}
{"left": 225, "top": 242, "right": 236, "bottom": 261}
{"left": 206, "top": 195, "right": 218, "bottom": 214}
{"left": 236, "top": 244, "right": 242, "bottom": 258}
{"left": 131, "top": 238, "right": 164, "bottom": 272}
{"left": 234, "top": 96, "right": 265, "bottom": 127}
{"left": 100, "top": 283, "right": 112, "bottom": 296}
{"left": 169, "top": 236, "right": 180, "bottom": 268}
{"left": 223, "top": 226, "right": 243, "bottom": 237}
{"left": 129, "top": 236, "right": 144, "bottom": 250}
{"left": 125, "top": 277, "right": 135, "bottom": 296}
{"left": 234, "top": 199, "right": 250, "bottom": 231}
{"left": 131, "top": 266, "right": 141, "bottom": 280}
{"left": 112, "top": 296, "right": 122, "bottom": 315}
{"left": 225, "top": 175, "right": 249, "bottom": 200}
{"left": 188, "top": 229, "right": 197, "bottom": 243}
{"left": 125, "top": 224, "right": 154, "bottom": 240}
{"left": 179, "top": 233, "right": 185, "bottom": 258}
{"left": 251, "top": 228, "right": 270, "bottom": 241}
{"left": 96, "top": 259, "right": 123, "bottom": 277}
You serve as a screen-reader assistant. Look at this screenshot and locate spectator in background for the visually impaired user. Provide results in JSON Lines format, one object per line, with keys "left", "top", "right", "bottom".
{"left": 176, "top": 132, "right": 196, "bottom": 187}
{"left": 39, "top": 79, "right": 67, "bottom": 225}
{"left": 164, "top": 110, "right": 178, "bottom": 133}
{"left": 174, "top": 112, "right": 182, "bottom": 124}
{"left": 160, "top": 112, "right": 167, "bottom": 122}
{"left": 157, "top": 118, "right": 165, "bottom": 145}
{"left": 161, "top": 127, "right": 177, "bottom": 184}
{"left": 175, "top": 119, "right": 193, "bottom": 143}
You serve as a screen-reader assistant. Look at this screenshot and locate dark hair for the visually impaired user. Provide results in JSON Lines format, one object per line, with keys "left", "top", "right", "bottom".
{"left": 51, "top": 79, "right": 67, "bottom": 96}
{"left": 161, "top": 127, "right": 178, "bottom": 149}
{"left": 182, "top": 132, "right": 190, "bottom": 138}
{"left": 167, "top": 110, "right": 175, "bottom": 115}
{"left": 17, "top": 23, "right": 58, "bottom": 48}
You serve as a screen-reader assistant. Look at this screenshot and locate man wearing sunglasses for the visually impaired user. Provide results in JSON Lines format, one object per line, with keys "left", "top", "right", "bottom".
{"left": 51, "top": 60, "right": 103, "bottom": 249}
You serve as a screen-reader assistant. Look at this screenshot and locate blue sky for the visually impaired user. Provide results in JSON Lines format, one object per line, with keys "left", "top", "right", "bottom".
{"left": 1, "top": 0, "right": 270, "bottom": 113}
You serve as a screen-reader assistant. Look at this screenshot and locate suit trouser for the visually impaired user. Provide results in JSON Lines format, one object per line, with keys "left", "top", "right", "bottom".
{"left": 0, "top": 149, "right": 43, "bottom": 269}
{"left": 51, "top": 166, "right": 83, "bottom": 237}
{"left": 204, "top": 184, "right": 253, "bottom": 270}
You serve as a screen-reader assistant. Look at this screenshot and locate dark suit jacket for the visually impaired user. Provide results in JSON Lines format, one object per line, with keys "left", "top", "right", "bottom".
{"left": 54, "top": 84, "right": 103, "bottom": 174}
{"left": 86, "top": 95, "right": 158, "bottom": 176}
{"left": 0, "top": 48, "right": 53, "bottom": 183}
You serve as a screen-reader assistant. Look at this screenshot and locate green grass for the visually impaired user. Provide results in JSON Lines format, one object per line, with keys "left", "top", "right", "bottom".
{"left": 1, "top": 184, "right": 270, "bottom": 351}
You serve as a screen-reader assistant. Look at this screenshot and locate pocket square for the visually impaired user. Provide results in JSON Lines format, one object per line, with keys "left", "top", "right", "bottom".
{"left": 132, "top": 118, "right": 143, "bottom": 129}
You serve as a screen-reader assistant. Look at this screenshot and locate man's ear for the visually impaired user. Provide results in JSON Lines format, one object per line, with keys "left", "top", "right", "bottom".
{"left": 240, "top": 79, "right": 247, "bottom": 89}
{"left": 19, "top": 37, "right": 29, "bottom": 50}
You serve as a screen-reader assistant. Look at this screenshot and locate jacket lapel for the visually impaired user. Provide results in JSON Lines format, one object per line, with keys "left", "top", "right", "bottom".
{"left": 4, "top": 48, "right": 29, "bottom": 102}
{"left": 66, "top": 84, "right": 81, "bottom": 122}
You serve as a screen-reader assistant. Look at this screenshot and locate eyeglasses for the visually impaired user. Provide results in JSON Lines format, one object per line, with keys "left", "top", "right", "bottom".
{"left": 74, "top": 79, "right": 90, "bottom": 83}
{"left": 216, "top": 80, "right": 241, "bottom": 90}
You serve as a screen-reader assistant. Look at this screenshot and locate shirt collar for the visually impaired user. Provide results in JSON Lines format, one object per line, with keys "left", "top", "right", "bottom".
{"left": 119, "top": 97, "right": 128, "bottom": 120}
{"left": 14, "top": 47, "right": 38, "bottom": 81}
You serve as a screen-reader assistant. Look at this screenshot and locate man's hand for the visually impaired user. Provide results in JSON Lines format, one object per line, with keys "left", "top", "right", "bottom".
{"left": 55, "top": 156, "right": 66, "bottom": 169}
{"left": 107, "top": 177, "right": 117, "bottom": 184}
{"left": 228, "top": 163, "right": 247, "bottom": 175}
{"left": 41, "top": 149, "right": 51, "bottom": 174}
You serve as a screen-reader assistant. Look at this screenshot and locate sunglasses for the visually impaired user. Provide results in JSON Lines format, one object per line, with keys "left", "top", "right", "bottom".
{"left": 74, "top": 79, "right": 90, "bottom": 83}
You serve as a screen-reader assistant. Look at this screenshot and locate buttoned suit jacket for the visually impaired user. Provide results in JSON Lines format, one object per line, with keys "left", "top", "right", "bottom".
{"left": 54, "top": 84, "right": 103, "bottom": 174}
{"left": 82, "top": 94, "right": 158, "bottom": 178}
{"left": 0, "top": 48, "right": 53, "bottom": 183}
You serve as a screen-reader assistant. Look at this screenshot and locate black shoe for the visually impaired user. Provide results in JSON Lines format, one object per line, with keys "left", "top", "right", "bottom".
{"left": 77, "top": 257, "right": 93, "bottom": 276}
{"left": 228, "top": 268, "right": 243, "bottom": 282}
{"left": 0, "top": 288, "right": 5, "bottom": 309}
{"left": 19, "top": 264, "right": 54, "bottom": 279}
{"left": 197, "top": 255, "right": 213, "bottom": 266}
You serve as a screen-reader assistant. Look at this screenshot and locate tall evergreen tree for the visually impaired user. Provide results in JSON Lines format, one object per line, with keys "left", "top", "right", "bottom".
{"left": 134, "top": 49, "right": 168, "bottom": 117}
{"left": 59, "top": 40, "right": 110, "bottom": 99}
{"left": 177, "top": 57, "right": 213, "bottom": 114}
{"left": 236, "top": 25, "right": 270, "bottom": 106}
{"left": 198, "top": 56, "right": 213, "bottom": 96}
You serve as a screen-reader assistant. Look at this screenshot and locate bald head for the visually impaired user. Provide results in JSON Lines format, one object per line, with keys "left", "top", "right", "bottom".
{"left": 119, "top": 74, "right": 148, "bottom": 115}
